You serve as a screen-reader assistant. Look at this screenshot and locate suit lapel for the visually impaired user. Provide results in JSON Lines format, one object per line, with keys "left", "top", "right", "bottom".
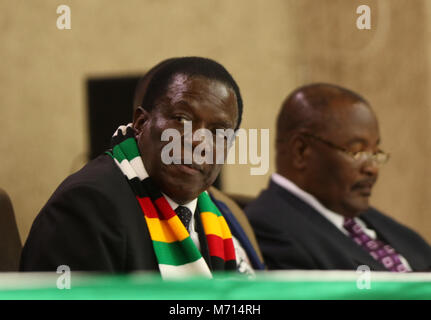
{"left": 270, "top": 182, "right": 387, "bottom": 271}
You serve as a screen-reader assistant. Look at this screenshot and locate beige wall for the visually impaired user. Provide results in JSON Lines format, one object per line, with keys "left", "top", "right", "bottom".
{"left": 1, "top": 0, "right": 431, "bottom": 244}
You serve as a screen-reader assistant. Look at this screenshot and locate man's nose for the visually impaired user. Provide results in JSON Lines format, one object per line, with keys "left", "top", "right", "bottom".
{"left": 361, "top": 157, "right": 379, "bottom": 177}
{"left": 182, "top": 125, "right": 215, "bottom": 153}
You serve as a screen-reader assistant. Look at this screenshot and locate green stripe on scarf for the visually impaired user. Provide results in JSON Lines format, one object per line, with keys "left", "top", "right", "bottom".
{"left": 198, "top": 192, "right": 222, "bottom": 217}
{"left": 153, "top": 238, "right": 202, "bottom": 266}
{"left": 113, "top": 138, "right": 140, "bottom": 162}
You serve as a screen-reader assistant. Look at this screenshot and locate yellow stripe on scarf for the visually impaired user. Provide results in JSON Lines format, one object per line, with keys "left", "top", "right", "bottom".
{"left": 145, "top": 216, "right": 189, "bottom": 243}
{"left": 200, "top": 211, "right": 233, "bottom": 240}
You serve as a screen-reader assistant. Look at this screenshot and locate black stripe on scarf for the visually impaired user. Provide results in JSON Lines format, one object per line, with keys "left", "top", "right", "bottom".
{"left": 141, "top": 177, "right": 163, "bottom": 200}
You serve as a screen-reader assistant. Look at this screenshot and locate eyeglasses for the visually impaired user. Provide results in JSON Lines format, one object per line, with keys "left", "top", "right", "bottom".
{"left": 302, "top": 133, "right": 390, "bottom": 165}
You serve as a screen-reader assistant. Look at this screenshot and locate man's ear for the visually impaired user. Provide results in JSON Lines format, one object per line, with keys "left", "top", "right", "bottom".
{"left": 290, "top": 133, "right": 310, "bottom": 170}
{"left": 133, "top": 106, "right": 150, "bottom": 135}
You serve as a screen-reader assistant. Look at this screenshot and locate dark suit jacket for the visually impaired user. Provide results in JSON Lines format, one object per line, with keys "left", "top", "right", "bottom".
{"left": 245, "top": 180, "right": 431, "bottom": 271}
{"left": 20, "top": 155, "right": 264, "bottom": 272}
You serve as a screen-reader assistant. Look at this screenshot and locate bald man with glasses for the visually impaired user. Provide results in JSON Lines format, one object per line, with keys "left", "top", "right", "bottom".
{"left": 245, "top": 83, "right": 431, "bottom": 272}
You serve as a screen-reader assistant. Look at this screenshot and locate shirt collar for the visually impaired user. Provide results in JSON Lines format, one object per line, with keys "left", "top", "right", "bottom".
{"left": 162, "top": 192, "right": 198, "bottom": 215}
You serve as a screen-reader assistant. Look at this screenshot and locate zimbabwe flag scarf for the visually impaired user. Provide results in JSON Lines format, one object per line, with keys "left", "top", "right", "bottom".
{"left": 107, "top": 124, "right": 237, "bottom": 279}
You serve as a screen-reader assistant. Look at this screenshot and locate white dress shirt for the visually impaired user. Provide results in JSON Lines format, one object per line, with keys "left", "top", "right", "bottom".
{"left": 271, "top": 173, "right": 411, "bottom": 271}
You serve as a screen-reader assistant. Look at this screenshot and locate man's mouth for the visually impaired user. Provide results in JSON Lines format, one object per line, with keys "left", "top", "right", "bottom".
{"left": 352, "top": 179, "right": 376, "bottom": 196}
{"left": 170, "top": 159, "right": 204, "bottom": 175}
{"left": 179, "top": 163, "right": 203, "bottom": 174}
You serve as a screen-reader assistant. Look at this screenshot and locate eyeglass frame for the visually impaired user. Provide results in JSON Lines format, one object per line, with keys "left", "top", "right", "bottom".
{"left": 301, "top": 132, "right": 390, "bottom": 165}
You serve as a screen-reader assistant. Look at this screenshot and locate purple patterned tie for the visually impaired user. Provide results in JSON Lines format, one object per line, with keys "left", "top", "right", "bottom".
{"left": 343, "top": 218, "right": 409, "bottom": 272}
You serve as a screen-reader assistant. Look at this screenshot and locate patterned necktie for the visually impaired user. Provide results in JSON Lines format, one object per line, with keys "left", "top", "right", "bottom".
{"left": 343, "top": 218, "right": 409, "bottom": 272}
{"left": 175, "top": 206, "right": 192, "bottom": 232}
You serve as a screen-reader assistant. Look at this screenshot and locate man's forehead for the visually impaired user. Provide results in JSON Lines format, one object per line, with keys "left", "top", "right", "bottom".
{"left": 156, "top": 73, "right": 237, "bottom": 125}
{"left": 322, "top": 102, "right": 379, "bottom": 139}
{"left": 165, "top": 73, "right": 232, "bottom": 99}
{"left": 165, "top": 73, "right": 189, "bottom": 99}
{"left": 324, "top": 99, "right": 374, "bottom": 122}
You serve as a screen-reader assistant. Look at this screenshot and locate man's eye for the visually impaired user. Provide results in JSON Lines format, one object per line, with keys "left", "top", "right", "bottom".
{"left": 348, "top": 146, "right": 364, "bottom": 154}
{"left": 352, "top": 151, "right": 366, "bottom": 160}
{"left": 351, "top": 148, "right": 379, "bottom": 155}
{"left": 174, "top": 116, "right": 189, "bottom": 123}
{"left": 349, "top": 149, "right": 364, "bottom": 155}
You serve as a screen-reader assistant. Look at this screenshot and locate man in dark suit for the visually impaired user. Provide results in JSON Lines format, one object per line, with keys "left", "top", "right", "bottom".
{"left": 245, "top": 83, "right": 431, "bottom": 272}
{"left": 20, "top": 57, "right": 264, "bottom": 275}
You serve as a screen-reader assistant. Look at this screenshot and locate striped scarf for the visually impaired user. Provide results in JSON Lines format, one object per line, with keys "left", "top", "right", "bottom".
{"left": 107, "top": 124, "right": 237, "bottom": 279}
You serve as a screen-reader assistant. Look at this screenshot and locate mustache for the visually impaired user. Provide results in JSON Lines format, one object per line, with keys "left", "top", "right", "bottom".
{"left": 171, "top": 157, "right": 205, "bottom": 173}
{"left": 352, "top": 178, "right": 377, "bottom": 189}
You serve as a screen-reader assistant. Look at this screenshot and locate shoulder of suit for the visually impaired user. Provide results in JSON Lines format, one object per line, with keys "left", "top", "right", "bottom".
{"left": 57, "top": 154, "right": 125, "bottom": 192}
{"left": 362, "top": 207, "right": 430, "bottom": 241}
{"left": 45, "top": 154, "right": 133, "bottom": 212}
{"left": 208, "top": 187, "right": 241, "bottom": 212}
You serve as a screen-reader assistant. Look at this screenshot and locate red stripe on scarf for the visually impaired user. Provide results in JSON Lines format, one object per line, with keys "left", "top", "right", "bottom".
{"left": 136, "top": 196, "right": 159, "bottom": 218}
{"left": 223, "top": 238, "right": 236, "bottom": 261}
{"left": 206, "top": 234, "right": 224, "bottom": 260}
{"left": 154, "top": 197, "right": 176, "bottom": 220}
